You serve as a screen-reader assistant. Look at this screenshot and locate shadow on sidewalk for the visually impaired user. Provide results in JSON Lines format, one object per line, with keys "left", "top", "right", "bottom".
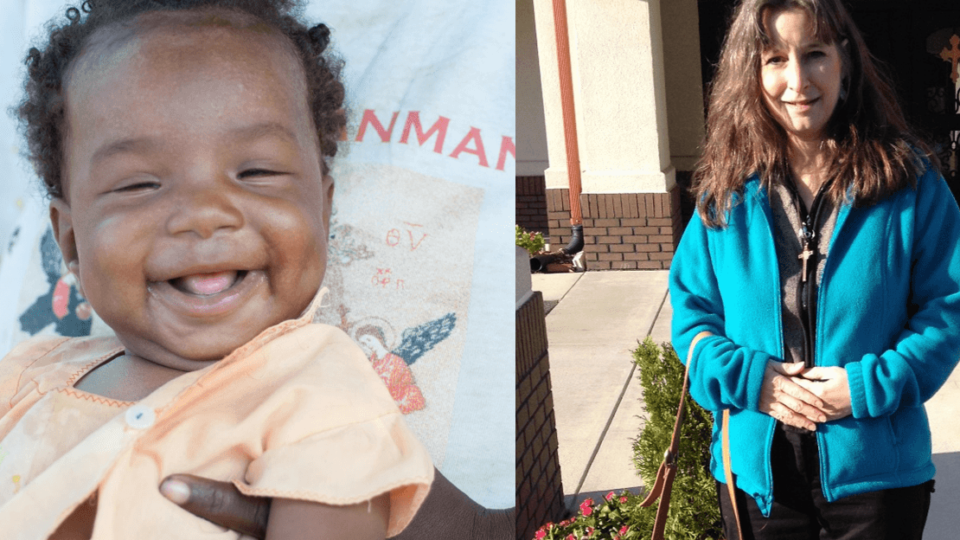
{"left": 927, "top": 451, "right": 960, "bottom": 540}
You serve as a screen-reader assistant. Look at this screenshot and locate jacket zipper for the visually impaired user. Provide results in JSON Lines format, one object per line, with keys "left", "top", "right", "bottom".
{"left": 786, "top": 176, "right": 832, "bottom": 369}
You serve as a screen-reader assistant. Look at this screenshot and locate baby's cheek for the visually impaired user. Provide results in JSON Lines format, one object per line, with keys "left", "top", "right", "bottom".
{"left": 79, "top": 221, "right": 144, "bottom": 316}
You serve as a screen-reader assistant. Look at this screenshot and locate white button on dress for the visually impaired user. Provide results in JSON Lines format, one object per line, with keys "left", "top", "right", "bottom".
{"left": 125, "top": 405, "right": 156, "bottom": 429}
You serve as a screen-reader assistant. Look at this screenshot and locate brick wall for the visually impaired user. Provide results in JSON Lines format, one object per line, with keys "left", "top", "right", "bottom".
{"left": 517, "top": 176, "right": 548, "bottom": 233}
{"left": 516, "top": 291, "right": 565, "bottom": 540}
{"left": 546, "top": 185, "right": 685, "bottom": 270}
{"left": 580, "top": 188, "right": 682, "bottom": 270}
{"left": 546, "top": 188, "right": 572, "bottom": 250}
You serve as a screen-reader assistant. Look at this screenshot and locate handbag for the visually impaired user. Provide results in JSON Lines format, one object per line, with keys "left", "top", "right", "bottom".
{"left": 638, "top": 332, "right": 742, "bottom": 540}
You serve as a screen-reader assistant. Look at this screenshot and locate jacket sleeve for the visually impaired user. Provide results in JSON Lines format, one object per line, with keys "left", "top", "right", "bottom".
{"left": 845, "top": 167, "right": 960, "bottom": 419}
{"left": 670, "top": 210, "right": 772, "bottom": 413}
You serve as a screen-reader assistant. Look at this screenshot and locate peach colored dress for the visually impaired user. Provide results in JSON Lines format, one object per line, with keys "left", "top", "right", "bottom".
{"left": 0, "top": 292, "right": 433, "bottom": 540}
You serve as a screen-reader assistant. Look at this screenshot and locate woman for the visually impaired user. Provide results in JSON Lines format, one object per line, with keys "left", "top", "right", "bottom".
{"left": 670, "top": 0, "right": 960, "bottom": 538}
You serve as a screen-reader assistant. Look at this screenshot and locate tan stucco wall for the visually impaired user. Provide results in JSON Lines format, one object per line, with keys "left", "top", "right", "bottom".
{"left": 662, "top": 0, "right": 706, "bottom": 171}
{"left": 517, "top": 0, "right": 549, "bottom": 176}
{"left": 531, "top": 0, "right": 567, "bottom": 188}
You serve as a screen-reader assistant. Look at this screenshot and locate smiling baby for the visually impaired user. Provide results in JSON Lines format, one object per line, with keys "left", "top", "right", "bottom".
{"left": 0, "top": 2, "right": 432, "bottom": 539}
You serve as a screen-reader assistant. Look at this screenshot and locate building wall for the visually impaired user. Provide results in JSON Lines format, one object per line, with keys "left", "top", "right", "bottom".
{"left": 517, "top": 0, "right": 549, "bottom": 177}
{"left": 522, "top": 0, "right": 705, "bottom": 265}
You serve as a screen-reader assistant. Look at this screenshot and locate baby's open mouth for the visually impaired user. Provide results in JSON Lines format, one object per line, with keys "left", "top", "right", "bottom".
{"left": 169, "top": 270, "right": 246, "bottom": 296}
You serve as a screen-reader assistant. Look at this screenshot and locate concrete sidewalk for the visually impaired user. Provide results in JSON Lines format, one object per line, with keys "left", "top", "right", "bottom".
{"left": 533, "top": 270, "right": 960, "bottom": 539}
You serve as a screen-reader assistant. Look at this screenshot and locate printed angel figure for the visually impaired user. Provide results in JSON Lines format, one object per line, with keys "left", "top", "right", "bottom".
{"left": 354, "top": 313, "right": 456, "bottom": 414}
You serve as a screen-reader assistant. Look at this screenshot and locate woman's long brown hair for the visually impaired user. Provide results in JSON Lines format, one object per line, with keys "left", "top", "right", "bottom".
{"left": 694, "top": 0, "right": 938, "bottom": 227}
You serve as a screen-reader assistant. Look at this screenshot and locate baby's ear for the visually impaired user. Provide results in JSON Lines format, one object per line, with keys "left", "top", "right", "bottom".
{"left": 49, "top": 198, "right": 79, "bottom": 272}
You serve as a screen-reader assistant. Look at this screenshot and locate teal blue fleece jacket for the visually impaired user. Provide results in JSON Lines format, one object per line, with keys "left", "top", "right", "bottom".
{"left": 670, "top": 164, "right": 960, "bottom": 517}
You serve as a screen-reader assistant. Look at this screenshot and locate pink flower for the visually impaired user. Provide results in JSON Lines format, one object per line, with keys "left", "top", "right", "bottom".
{"left": 566, "top": 535, "right": 575, "bottom": 540}
{"left": 619, "top": 525, "right": 630, "bottom": 535}
{"left": 535, "top": 528, "right": 547, "bottom": 540}
{"left": 579, "top": 498, "right": 594, "bottom": 516}
{"left": 619, "top": 496, "right": 628, "bottom": 504}
{"left": 585, "top": 526, "right": 595, "bottom": 537}
{"left": 606, "top": 491, "right": 615, "bottom": 501}
{"left": 613, "top": 536, "right": 621, "bottom": 540}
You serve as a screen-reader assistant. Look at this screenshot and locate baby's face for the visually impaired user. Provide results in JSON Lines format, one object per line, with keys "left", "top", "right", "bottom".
{"left": 52, "top": 14, "right": 331, "bottom": 370}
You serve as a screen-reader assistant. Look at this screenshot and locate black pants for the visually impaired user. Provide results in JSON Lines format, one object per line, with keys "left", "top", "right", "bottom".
{"left": 718, "top": 424, "right": 935, "bottom": 540}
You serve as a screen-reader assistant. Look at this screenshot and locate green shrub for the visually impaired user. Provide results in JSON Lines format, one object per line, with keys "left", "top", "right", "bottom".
{"left": 516, "top": 225, "right": 545, "bottom": 256}
{"left": 532, "top": 338, "right": 722, "bottom": 540}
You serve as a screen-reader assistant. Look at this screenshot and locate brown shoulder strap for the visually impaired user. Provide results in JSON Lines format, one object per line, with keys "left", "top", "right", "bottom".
{"left": 723, "top": 409, "right": 743, "bottom": 540}
{"left": 639, "top": 331, "right": 711, "bottom": 540}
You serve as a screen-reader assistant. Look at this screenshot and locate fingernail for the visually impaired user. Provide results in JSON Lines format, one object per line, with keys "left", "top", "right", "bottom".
{"left": 160, "top": 479, "right": 191, "bottom": 504}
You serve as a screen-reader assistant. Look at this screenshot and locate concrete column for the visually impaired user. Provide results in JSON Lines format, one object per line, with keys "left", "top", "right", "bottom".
{"left": 662, "top": 0, "right": 706, "bottom": 172}
{"left": 534, "top": 0, "right": 675, "bottom": 194}
{"left": 517, "top": 0, "right": 549, "bottom": 177}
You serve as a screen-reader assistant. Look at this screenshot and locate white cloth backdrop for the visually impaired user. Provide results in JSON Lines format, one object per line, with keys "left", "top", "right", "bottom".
{"left": 0, "top": 0, "right": 514, "bottom": 509}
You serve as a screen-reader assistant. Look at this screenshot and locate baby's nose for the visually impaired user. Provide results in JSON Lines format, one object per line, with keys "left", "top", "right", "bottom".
{"left": 166, "top": 180, "right": 244, "bottom": 239}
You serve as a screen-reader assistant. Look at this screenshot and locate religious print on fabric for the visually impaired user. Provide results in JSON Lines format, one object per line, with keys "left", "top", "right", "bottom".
{"left": 17, "top": 229, "right": 91, "bottom": 338}
{"left": 316, "top": 162, "right": 482, "bottom": 463}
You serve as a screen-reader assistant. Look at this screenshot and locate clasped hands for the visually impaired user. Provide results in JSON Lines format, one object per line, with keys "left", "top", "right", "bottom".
{"left": 758, "top": 360, "right": 852, "bottom": 431}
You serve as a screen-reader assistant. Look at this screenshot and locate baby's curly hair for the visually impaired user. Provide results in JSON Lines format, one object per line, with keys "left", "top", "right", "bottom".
{"left": 16, "top": 0, "right": 346, "bottom": 200}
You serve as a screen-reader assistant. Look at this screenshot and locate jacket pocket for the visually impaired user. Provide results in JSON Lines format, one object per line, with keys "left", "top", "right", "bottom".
{"left": 821, "top": 414, "right": 897, "bottom": 485}
{"left": 889, "top": 405, "right": 932, "bottom": 471}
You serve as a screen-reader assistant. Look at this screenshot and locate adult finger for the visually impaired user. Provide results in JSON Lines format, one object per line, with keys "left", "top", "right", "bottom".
{"left": 770, "top": 401, "right": 817, "bottom": 431}
{"left": 793, "top": 376, "right": 852, "bottom": 422}
{"left": 770, "top": 361, "right": 806, "bottom": 377}
{"left": 770, "top": 368, "right": 825, "bottom": 411}
{"left": 773, "top": 385, "right": 827, "bottom": 423}
{"left": 160, "top": 474, "right": 269, "bottom": 539}
{"left": 798, "top": 366, "right": 828, "bottom": 380}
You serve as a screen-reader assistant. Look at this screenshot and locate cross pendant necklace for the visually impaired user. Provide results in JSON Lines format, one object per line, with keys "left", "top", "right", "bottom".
{"left": 798, "top": 219, "right": 815, "bottom": 283}
{"left": 798, "top": 243, "right": 814, "bottom": 282}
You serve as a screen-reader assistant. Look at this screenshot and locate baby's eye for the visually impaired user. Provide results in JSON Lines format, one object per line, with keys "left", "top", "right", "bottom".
{"left": 237, "top": 168, "right": 281, "bottom": 179}
{"left": 114, "top": 181, "right": 160, "bottom": 193}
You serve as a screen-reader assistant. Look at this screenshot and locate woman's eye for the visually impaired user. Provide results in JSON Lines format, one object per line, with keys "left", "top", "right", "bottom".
{"left": 764, "top": 55, "right": 785, "bottom": 65}
{"left": 807, "top": 50, "right": 826, "bottom": 59}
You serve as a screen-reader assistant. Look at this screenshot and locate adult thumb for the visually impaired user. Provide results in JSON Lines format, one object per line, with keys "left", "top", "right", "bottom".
{"left": 778, "top": 362, "right": 806, "bottom": 375}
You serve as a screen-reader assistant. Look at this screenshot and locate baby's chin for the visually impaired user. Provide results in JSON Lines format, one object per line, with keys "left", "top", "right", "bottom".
{"left": 115, "top": 327, "right": 266, "bottom": 372}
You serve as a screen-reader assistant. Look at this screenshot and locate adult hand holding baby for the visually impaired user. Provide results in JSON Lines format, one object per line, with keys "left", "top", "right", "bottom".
{"left": 160, "top": 469, "right": 514, "bottom": 539}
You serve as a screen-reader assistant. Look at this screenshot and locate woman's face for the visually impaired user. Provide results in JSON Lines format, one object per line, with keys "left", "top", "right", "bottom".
{"left": 760, "top": 8, "right": 844, "bottom": 146}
